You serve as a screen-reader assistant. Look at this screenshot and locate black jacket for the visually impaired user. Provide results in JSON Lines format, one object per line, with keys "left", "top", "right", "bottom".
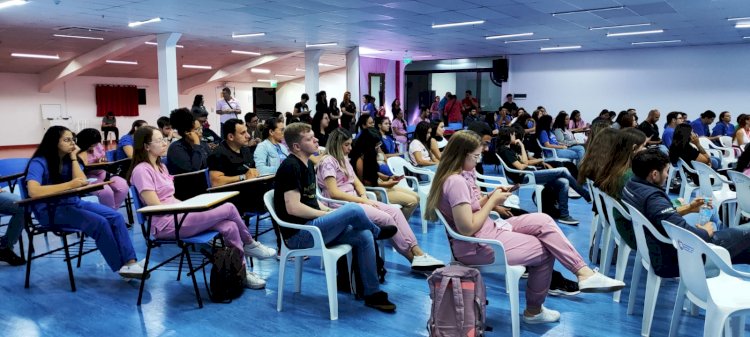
{"left": 166, "top": 139, "right": 210, "bottom": 175}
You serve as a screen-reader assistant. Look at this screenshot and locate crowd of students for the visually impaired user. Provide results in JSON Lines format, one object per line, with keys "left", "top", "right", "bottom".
{"left": 2, "top": 91, "right": 750, "bottom": 329}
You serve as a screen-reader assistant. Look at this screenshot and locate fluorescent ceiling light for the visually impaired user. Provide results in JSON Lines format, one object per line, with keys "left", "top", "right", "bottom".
{"left": 0, "top": 0, "right": 28, "bottom": 10}
{"left": 231, "top": 50, "right": 261, "bottom": 56}
{"left": 607, "top": 29, "right": 664, "bottom": 37}
{"left": 295, "top": 68, "right": 305, "bottom": 72}
{"left": 432, "top": 20, "right": 484, "bottom": 29}
{"left": 589, "top": 23, "right": 651, "bottom": 30}
{"left": 486, "top": 32, "right": 533, "bottom": 40}
{"left": 318, "top": 63, "right": 335, "bottom": 67}
{"left": 257, "top": 79, "right": 277, "bottom": 83}
{"left": 145, "top": 41, "right": 184, "bottom": 48}
{"left": 631, "top": 40, "right": 681, "bottom": 45}
{"left": 505, "top": 38, "right": 550, "bottom": 44}
{"left": 275, "top": 74, "right": 294, "bottom": 78}
{"left": 182, "top": 64, "right": 211, "bottom": 69}
{"left": 128, "top": 17, "right": 162, "bottom": 28}
{"left": 53, "top": 34, "right": 104, "bottom": 40}
{"left": 232, "top": 32, "right": 265, "bottom": 38}
{"left": 736, "top": 22, "right": 750, "bottom": 28}
{"left": 413, "top": 55, "right": 433, "bottom": 58}
{"left": 359, "top": 47, "right": 390, "bottom": 54}
{"left": 106, "top": 60, "right": 138, "bottom": 65}
{"left": 553, "top": 6, "right": 623, "bottom": 16}
{"left": 744, "top": 36, "right": 750, "bottom": 39}
{"left": 305, "top": 42, "right": 338, "bottom": 48}
{"left": 251, "top": 68, "right": 270, "bottom": 74}
{"left": 728, "top": 17, "right": 750, "bottom": 21}
{"left": 11, "top": 52, "right": 60, "bottom": 59}
{"left": 540, "top": 45, "right": 581, "bottom": 51}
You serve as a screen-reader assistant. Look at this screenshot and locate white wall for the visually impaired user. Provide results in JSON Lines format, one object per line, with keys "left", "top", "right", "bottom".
{"left": 276, "top": 68, "right": 347, "bottom": 114}
{"left": 505, "top": 43, "right": 750, "bottom": 122}
{"left": 431, "top": 73, "right": 456, "bottom": 97}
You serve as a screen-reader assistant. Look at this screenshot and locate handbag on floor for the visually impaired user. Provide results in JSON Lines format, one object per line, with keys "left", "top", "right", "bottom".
{"left": 201, "top": 246, "right": 246, "bottom": 303}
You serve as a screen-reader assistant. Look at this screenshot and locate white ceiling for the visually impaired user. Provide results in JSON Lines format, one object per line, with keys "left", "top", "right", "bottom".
{"left": 0, "top": 0, "right": 749, "bottom": 84}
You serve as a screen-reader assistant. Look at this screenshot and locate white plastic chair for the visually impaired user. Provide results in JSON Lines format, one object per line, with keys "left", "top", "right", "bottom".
{"left": 698, "top": 137, "right": 734, "bottom": 169}
{"left": 664, "top": 163, "right": 678, "bottom": 194}
{"left": 586, "top": 179, "right": 604, "bottom": 265}
{"left": 387, "top": 156, "right": 434, "bottom": 233}
{"left": 495, "top": 153, "right": 543, "bottom": 213}
{"left": 726, "top": 171, "right": 750, "bottom": 227}
{"left": 435, "top": 210, "right": 525, "bottom": 337}
{"left": 662, "top": 221, "right": 750, "bottom": 337}
{"left": 315, "top": 187, "right": 386, "bottom": 259}
{"left": 677, "top": 158, "right": 700, "bottom": 201}
{"left": 624, "top": 202, "right": 676, "bottom": 337}
{"left": 263, "top": 191, "right": 353, "bottom": 321}
{"left": 536, "top": 139, "right": 573, "bottom": 164}
{"left": 598, "top": 189, "right": 635, "bottom": 305}
{"left": 691, "top": 161, "right": 737, "bottom": 227}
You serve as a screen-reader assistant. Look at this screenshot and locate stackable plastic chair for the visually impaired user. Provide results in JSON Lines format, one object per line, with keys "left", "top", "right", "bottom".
{"left": 387, "top": 156, "right": 434, "bottom": 233}
{"left": 726, "top": 171, "right": 750, "bottom": 227}
{"left": 496, "top": 153, "right": 543, "bottom": 213}
{"left": 597, "top": 188, "right": 634, "bottom": 305}
{"left": 536, "top": 139, "right": 573, "bottom": 163}
{"left": 691, "top": 161, "right": 736, "bottom": 226}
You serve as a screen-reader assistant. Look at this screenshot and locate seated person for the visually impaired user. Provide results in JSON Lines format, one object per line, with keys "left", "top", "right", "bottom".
{"left": 244, "top": 112, "right": 262, "bottom": 145}
{"left": 391, "top": 111, "right": 408, "bottom": 146}
{"left": 0, "top": 188, "right": 25, "bottom": 265}
{"left": 26, "top": 126, "right": 143, "bottom": 278}
{"left": 75, "top": 128, "right": 129, "bottom": 210}
{"left": 101, "top": 111, "right": 119, "bottom": 143}
{"left": 312, "top": 110, "right": 331, "bottom": 147}
{"left": 736, "top": 143, "right": 750, "bottom": 176}
{"left": 355, "top": 114, "right": 375, "bottom": 139}
{"left": 166, "top": 108, "right": 210, "bottom": 175}
{"left": 157, "top": 116, "right": 177, "bottom": 143}
{"left": 622, "top": 148, "right": 750, "bottom": 278}
{"left": 254, "top": 118, "right": 289, "bottom": 176}
{"left": 668, "top": 124, "right": 720, "bottom": 170}
{"left": 426, "top": 130, "right": 624, "bottom": 324}
{"left": 429, "top": 121, "right": 447, "bottom": 161}
{"left": 128, "top": 126, "right": 275, "bottom": 289}
{"left": 496, "top": 127, "right": 590, "bottom": 225}
{"left": 409, "top": 121, "right": 439, "bottom": 168}
{"left": 115, "top": 119, "right": 147, "bottom": 160}
{"left": 375, "top": 117, "right": 400, "bottom": 157}
{"left": 192, "top": 109, "right": 221, "bottom": 149}
{"left": 536, "top": 115, "right": 585, "bottom": 165}
{"left": 274, "top": 122, "right": 398, "bottom": 312}
{"left": 463, "top": 107, "right": 483, "bottom": 126}
{"left": 552, "top": 112, "right": 583, "bottom": 147}
{"left": 661, "top": 111, "right": 683, "bottom": 148}
{"left": 318, "top": 129, "right": 443, "bottom": 271}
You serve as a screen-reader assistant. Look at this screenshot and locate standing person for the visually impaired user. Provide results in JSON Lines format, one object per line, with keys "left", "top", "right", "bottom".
{"left": 430, "top": 96, "right": 441, "bottom": 121}
{"left": 129, "top": 126, "right": 274, "bottom": 289}
{"left": 661, "top": 111, "right": 684, "bottom": 148}
{"left": 426, "top": 130, "right": 624, "bottom": 324}
{"left": 254, "top": 118, "right": 289, "bottom": 176}
{"left": 190, "top": 94, "right": 209, "bottom": 118}
{"left": 244, "top": 112, "right": 261, "bottom": 146}
{"left": 76, "top": 128, "right": 129, "bottom": 210}
{"left": 502, "top": 93, "right": 518, "bottom": 116}
{"left": 712, "top": 111, "right": 735, "bottom": 138}
{"left": 26, "top": 126, "right": 143, "bottom": 278}
{"left": 444, "top": 94, "right": 462, "bottom": 123}
{"left": 216, "top": 87, "right": 242, "bottom": 130}
{"left": 734, "top": 114, "right": 750, "bottom": 146}
{"left": 318, "top": 129, "right": 444, "bottom": 271}
{"left": 101, "top": 111, "right": 119, "bottom": 143}
{"left": 391, "top": 99, "right": 403, "bottom": 119}
{"left": 116, "top": 120, "right": 148, "bottom": 160}
{"left": 391, "top": 109, "right": 408, "bottom": 147}
{"left": 328, "top": 97, "right": 341, "bottom": 132}
{"left": 690, "top": 110, "right": 717, "bottom": 140}
{"left": 409, "top": 121, "right": 439, "bottom": 168}
{"left": 637, "top": 109, "right": 666, "bottom": 152}
{"left": 362, "top": 95, "right": 377, "bottom": 118}
{"left": 166, "top": 108, "right": 210, "bottom": 175}
{"left": 339, "top": 91, "right": 357, "bottom": 132}
{"left": 293, "top": 93, "right": 311, "bottom": 123}
{"left": 274, "top": 122, "right": 398, "bottom": 312}
{"left": 437, "top": 92, "right": 450, "bottom": 121}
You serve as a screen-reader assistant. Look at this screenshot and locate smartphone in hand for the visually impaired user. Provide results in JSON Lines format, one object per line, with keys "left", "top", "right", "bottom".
{"left": 507, "top": 184, "right": 521, "bottom": 193}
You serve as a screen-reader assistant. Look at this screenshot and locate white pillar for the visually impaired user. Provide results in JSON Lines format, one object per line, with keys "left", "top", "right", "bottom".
{"left": 304, "top": 49, "right": 323, "bottom": 98}
{"left": 157, "top": 32, "right": 182, "bottom": 117}
{"left": 346, "top": 47, "right": 360, "bottom": 120}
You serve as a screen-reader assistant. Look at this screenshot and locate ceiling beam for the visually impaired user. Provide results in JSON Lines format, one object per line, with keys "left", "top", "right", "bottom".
{"left": 39, "top": 35, "right": 155, "bottom": 93}
{"left": 179, "top": 51, "right": 302, "bottom": 94}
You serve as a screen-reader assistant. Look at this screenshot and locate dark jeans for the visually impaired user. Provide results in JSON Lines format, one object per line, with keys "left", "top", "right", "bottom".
{"left": 101, "top": 127, "right": 119, "bottom": 142}
{"left": 711, "top": 224, "right": 750, "bottom": 264}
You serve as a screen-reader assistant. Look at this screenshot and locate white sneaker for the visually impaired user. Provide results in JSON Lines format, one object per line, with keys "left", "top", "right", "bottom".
{"left": 244, "top": 271, "right": 266, "bottom": 289}
{"left": 118, "top": 262, "right": 145, "bottom": 279}
{"left": 522, "top": 306, "right": 561, "bottom": 324}
{"left": 411, "top": 254, "right": 445, "bottom": 271}
{"left": 578, "top": 268, "right": 625, "bottom": 293}
{"left": 568, "top": 187, "right": 582, "bottom": 199}
{"left": 244, "top": 241, "right": 277, "bottom": 260}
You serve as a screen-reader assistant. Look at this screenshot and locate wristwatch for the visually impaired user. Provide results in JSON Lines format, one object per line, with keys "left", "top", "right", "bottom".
{"left": 239, "top": 174, "right": 246, "bottom": 181}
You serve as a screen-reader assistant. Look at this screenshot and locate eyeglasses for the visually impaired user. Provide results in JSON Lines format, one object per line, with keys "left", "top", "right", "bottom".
{"left": 62, "top": 137, "right": 76, "bottom": 143}
{"left": 470, "top": 153, "right": 482, "bottom": 160}
{"left": 148, "top": 138, "right": 169, "bottom": 145}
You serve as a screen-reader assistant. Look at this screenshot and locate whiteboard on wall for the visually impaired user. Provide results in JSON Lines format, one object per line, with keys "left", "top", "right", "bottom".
{"left": 40, "top": 104, "right": 63, "bottom": 120}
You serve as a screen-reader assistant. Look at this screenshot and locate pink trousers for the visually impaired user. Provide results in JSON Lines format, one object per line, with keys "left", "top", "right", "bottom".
{"left": 89, "top": 173, "right": 129, "bottom": 210}
{"left": 352, "top": 201, "right": 418, "bottom": 258}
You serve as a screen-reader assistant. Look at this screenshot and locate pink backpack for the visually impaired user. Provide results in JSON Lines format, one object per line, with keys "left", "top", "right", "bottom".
{"left": 427, "top": 264, "right": 486, "bottom": 337}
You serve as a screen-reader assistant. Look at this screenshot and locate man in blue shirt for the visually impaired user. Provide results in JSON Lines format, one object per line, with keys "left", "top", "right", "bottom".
{"left": 711, "top": 111, "right": 735, "bottom": 138}
{"left": 661, "top": 111, "right": 684, "bottom": 148}
{"left": 689, "top": 110, "right": 716, "bottom": 138}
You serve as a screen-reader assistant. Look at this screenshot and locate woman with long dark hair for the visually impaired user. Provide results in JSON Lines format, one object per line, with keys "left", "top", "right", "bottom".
{"left": 668, "top": 123, "right": 720, "bottom": 169}
{"left": 568, "top": 110, "right": 588, "bottom": 133}
{"left": 429, "top": 121, "right": 447, "bottom": 160}
{"left": 312, "top": 102, "right": 332, "bottom": 146}
{"left": 318, "top": 129, "right": 443, "bottom": 271}
{"left": 328, "top": 97, "right": 341, "bottom": 132}
{"left": 356, "top": 114, "right": 375, "bottom": 138}
{"left": 76, "top": 128, "right": 129, "bottom": 209}
{"left": 408, "top": 121, "right": 438, "bottom": 167}
{"left": 115, "top": 119, "right": 147, "bottom": 160}
{"left": 25, "top": 126, "right": 143, "bottom": 278}
{"left": 552, "top": 112, "right": 581, "bottom": 147}
{"left": 128, "top": 126, "right": 275, "bottom": 289}
{"left": 735, "top": 143, "right": 750, "bottom": 176}
{"left": 190, "top": 94, "right": 208, "bottom": 117}
{"left": 391, "top": 109, "right": 408, "bottom": 146}
{"left": 537, "top": 115, "right": 585, "bottom": 164}
{"left": 340, "top": 91, "right": 357, "bottom": 132}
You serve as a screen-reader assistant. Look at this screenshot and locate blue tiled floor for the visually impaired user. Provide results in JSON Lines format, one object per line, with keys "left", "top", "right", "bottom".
{"left": 0, "top": 167, "right": 737, "bottom": 336}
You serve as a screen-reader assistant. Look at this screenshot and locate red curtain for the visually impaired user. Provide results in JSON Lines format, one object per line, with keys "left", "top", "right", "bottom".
{"left": 95, "top": 85, "right": 139, "bottom": 117}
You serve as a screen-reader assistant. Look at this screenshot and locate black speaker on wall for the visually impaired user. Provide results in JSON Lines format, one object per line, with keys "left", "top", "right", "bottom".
{"left": 492, "top": 59, "right": 508, "bottom": 82}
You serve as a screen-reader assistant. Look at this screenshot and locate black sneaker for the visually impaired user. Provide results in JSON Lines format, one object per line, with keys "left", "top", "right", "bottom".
{"left": 557, "top": 216, "right": 580, "bottom": 226}
{"left": 548, "top": 271, "right": 580, "bottom": 296}
{"left": 0, "top": 247, "right": 25, "bottom": 266}
{"left": 375, "top": 225, "right": 398, "bottom": 240}
{"left": 364, "top": 291, "right": 396, "bottom": 313}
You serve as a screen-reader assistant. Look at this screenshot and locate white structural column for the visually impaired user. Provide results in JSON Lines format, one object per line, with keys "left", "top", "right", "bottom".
{"left": 157, "top": 33, "right": 182, "bottom": 116}
{"left": 346, "top": 47, "right": 361, "bottom": 120}
{"left": 304, "top": 49, "right": 323, "bottom": 97}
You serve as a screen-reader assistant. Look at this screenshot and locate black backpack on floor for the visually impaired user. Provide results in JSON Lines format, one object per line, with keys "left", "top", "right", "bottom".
{"left": 531, "top": 184, "right": 561, "bottom": 219}
{"left": 201, "top": 246, "right": 246, "bottom": 303}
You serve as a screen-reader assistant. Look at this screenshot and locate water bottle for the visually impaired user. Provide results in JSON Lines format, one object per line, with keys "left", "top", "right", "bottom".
{"left": 698, "top": 197, "right": 712, "bottom": 225}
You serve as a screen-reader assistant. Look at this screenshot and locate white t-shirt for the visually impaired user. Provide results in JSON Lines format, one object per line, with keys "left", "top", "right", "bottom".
{"left": 409, "top": 140, "right": 430, "bottom": 166}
